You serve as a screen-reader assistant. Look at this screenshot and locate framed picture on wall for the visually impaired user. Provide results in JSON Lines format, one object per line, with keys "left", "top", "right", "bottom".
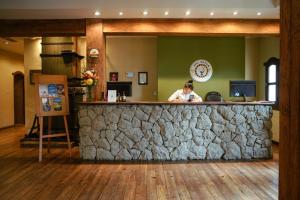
{"left": 30, "top": 70, "right": 42, "bottom": 84}
{"left": 109, "top": 72, "right": 118, "bottom": 82}
{"left": 138, "top": 72, "right": 148, "bottom": 85}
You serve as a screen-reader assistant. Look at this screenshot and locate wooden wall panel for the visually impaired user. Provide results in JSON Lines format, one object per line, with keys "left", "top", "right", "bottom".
{"left": 279, "top": 0, "right": 300, "bottom": 199}
{"left": 0, "top": 19, "right": 86, "bottom": 37}
{"left": 103, "top": 19, "right": 279, "bottom": 36}
{"left": 41, "top": 37, "right": 74, "bottom": 77}
{"left": 86, "top": 19, "right": 106, "bottom": 100}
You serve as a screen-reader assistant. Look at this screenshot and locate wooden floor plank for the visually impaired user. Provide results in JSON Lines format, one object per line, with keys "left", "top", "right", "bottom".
{"left": 0, "top": 127, "right": 279, "bottom": 200}
{"left": 123, "top": 164, "right": 137, "bottom": 200}
{"left": 162, "top": 165, "right": 181, "bottom": 200}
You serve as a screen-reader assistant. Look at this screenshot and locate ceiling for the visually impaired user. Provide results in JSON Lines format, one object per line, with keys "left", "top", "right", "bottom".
{"left": 0, "top": 37, "right": 24, "bottom": 55}
{"left": 0, "top": 0, "right": 279, "bottom": 19}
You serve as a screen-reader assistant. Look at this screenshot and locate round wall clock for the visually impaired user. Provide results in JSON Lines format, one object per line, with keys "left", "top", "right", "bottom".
{"left": 190, "top": 59, "right": 213, "bottom": 82}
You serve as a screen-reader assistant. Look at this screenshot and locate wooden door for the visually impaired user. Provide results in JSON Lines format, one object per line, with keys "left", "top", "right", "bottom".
{"left": 13, "top": 72, "right": 25, "bottom": 125}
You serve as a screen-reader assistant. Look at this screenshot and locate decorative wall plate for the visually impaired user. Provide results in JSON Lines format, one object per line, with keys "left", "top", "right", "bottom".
{"left": 190, "top": 59, "right": 213, "bottom": 82}
{"left": 88, "top": 48, "right": 99, "bottom": 58}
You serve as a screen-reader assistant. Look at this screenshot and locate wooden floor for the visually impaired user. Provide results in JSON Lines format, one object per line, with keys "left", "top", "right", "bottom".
{"left": 0, "top": 126, "right": 278, "bottom": 200}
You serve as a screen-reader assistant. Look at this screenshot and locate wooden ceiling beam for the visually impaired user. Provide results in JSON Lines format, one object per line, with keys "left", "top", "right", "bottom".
{"left": 103, "top": 19, "right": 279, "bottom": 36}
{"left": 0, "top": 18, "right": 279, "bottom": 37}
{"left": 0, "top": 19, "right": 86, "bottom": 37}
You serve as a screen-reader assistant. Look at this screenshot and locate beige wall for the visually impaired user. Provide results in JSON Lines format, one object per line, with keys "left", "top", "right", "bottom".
{"left": 0, "top": 49, "right": 24, "bottom": 128}
{"left": 24, "top": 38, "right": 42, "bottom": 133}
{"left": 258, "top": 37, "right": 280, "bottom": 99}
{"left": 106, "top": 36, "right": 157, "bottom": 101}
{"left": 245, "top": 37, "right": 280, "bottom": 99}
{"left": 259, "top": 37, "right": 280, "bottom": 143}
{"left": 245, "top": 37, "right": 260, "bottom": 101}
{"left": 245, "top": 37, "right": 280, "bottom": 142}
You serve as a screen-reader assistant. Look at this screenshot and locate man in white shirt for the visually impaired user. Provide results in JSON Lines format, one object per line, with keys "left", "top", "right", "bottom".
{"left": 168, "top": 80, "right": 202, "bottom": 102}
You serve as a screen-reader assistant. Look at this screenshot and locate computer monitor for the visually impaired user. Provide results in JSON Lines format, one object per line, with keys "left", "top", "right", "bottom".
{"left": 230, "top": 80, "right": 256, "bottom": 101}
{"left": 107, "top": 81, "right": 132, "bottom": 96}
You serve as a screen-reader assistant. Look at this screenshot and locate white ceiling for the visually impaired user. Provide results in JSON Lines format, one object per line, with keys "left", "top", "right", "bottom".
{"left": 0, "top": 0, "right": 279, "bottom": 19}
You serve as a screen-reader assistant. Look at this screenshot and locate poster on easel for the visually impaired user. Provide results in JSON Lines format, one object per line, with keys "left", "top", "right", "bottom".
{"left": 34, "top": 75, "right": 69, "bottom": 117}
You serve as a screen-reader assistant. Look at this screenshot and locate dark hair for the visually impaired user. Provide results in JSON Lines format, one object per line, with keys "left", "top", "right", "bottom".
{"left": 184, "top": 80, "right": 194, "bottom": 90}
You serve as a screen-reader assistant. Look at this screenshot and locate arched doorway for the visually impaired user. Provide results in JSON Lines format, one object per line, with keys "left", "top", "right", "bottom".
{"left": 12, "top": 71, "right": 25, "bottom": 125}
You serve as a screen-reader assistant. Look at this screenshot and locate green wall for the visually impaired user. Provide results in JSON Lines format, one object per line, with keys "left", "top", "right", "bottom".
{"left": 157, "top": 36, "right": 245, "bottom": 100}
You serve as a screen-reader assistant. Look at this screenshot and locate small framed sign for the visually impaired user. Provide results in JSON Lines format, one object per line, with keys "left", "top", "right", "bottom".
{"left": 30, "top": 69, "right": 42, "bottom": 84}
{"left": 126, "top": 72, "right": 134, "bottom": 78}
{"left": 107, "top": 90, "right": 117, "bottom": 102}
{"left": 138, "top": 72, "right": 148, "bottom": 85}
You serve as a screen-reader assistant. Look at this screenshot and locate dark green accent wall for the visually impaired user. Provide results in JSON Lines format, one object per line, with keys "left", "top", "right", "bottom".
{"left": 157, "top": 36, "right": 245, "bottom": 100}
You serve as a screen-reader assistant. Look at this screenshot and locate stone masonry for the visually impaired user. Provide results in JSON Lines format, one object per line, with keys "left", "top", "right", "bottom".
{"left": 78, "top": 104, "right": 272, "bottom": 160}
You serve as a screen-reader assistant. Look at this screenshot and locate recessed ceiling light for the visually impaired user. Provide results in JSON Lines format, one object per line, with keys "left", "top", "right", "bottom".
{"left": 164, "top": 11, "right": 169, "bottom": 16}
{"left": 143, "top": 10, "right": 148, "bottom": 16}
{"left": 185, "top": 10, "right": 191, "bottom": 16}
{"left": 119, "top": 11, "right": 123, "bottom": 16}
{"left": 94, "top": 11, "right": 100, "bottom": 16}
{"left": 210, "top": 12, "right": 214, "bottom": 16}
{"left": 233, "top": 11, "right": 238, "bottom": 15}
{"left": 257, "top": 12, "right": 262, "bottom": 16}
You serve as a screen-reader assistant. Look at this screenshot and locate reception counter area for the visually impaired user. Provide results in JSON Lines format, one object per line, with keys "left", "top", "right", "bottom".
{"left": 78, "top": 101, "right": 272, "bottom": 161}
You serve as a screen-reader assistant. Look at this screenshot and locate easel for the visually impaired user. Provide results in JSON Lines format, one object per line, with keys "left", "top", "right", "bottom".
{"left": 34, "top": 75, "right": 71, "bottom": 162}
{"left": 28, "top": 114, "right": 40, "bottom": 137}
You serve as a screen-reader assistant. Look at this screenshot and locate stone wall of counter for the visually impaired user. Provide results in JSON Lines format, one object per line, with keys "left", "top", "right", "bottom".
{"left": 78, "top": 104, "right": 272, "bottom": 160}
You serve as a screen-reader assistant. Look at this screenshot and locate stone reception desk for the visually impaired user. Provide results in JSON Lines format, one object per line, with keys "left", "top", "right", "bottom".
{"left": 78, "top": 102, "right": 273, "bottom": 161}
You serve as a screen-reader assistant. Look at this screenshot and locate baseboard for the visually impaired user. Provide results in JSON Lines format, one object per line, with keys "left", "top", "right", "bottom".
{"left": 14, "top": 124, "right": 24, "bottom": 127}
{"left": 0, "top": 125, "right": 14, "bottom": 130}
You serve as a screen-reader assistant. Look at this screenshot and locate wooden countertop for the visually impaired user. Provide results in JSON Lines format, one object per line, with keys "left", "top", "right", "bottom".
{"left": 80, "top": 101, "right": 274, "bottom": 106}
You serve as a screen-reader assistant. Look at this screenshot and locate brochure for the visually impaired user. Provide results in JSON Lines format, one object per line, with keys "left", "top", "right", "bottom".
{"left": 57, "top": 84, "right": 64, "bottom": 96}
{"left": 53, "top": 97, "right": 62, "bottom": 111}
{"left": 41, "top": 98, "right": 51, "bottom": 112}
{"left": 48, "top": 84, "right": 58, "bottom": 97}
{"left": 39, "top": 85, "right": 48, "bottom": 97}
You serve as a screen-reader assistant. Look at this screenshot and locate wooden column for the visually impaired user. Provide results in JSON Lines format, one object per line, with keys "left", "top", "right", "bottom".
{"left": 280, "top": 0, "right": 300, "bottom": 199}
{"left": 86, "top": 19, "right": 106, "bottom": 100}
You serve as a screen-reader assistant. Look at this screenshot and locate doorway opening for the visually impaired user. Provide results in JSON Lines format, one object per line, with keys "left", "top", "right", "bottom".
{"left": 12, "top": 71, "right": 25, "bottom": 125}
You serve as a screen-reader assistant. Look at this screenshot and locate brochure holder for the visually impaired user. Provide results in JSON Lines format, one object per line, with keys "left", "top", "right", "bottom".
{"left": 34, "top": 74, "right": 71, "bottom": 162}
